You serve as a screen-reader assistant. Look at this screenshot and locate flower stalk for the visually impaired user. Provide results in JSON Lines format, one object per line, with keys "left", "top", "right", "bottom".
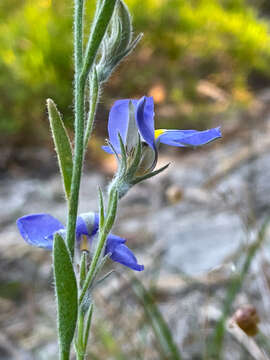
{"left": 15, "top": 1, "right": 222, "bottom": 359}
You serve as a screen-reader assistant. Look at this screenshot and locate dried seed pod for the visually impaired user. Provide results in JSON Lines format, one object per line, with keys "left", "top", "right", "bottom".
{"left": 232, "top": 304, "right": 259, "bottom": 336}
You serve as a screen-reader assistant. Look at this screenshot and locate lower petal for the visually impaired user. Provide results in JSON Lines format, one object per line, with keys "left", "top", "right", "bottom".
{"left": 158, "top": 127, "right": 221, "bottom": 147}
{"left": 105, "top": 234, "right": 126, "bottom": 254}
{"left": 109, "top": 243, "right": 144, "bottom": 271}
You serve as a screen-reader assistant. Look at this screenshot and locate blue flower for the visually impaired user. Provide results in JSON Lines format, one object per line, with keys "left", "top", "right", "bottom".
{"left": 103, "top": 96, "right": 221, "bottom": 157}
{"left": 16, "top": 213, "right": 144, "bottom": 271}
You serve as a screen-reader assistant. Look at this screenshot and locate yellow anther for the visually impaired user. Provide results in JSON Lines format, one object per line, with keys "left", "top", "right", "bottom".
{"left": 154, "top": 129, "right": 167, "bottom": 139}
{"left": 80, "top": 235, "right": 89, "bottom": 252}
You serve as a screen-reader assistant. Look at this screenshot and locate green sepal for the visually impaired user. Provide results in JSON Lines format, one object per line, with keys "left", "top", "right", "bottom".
{"left": 47, "top": 99, "right": 73, "bottom": 199}
{"left": 98, "top": 186, "right": 105, "bottom": 228}
{"left": 117, "top": 132, "right": 127, "bottom": 176}
{"left": 132, "top": 163, "right": 170, "bottom": 185}
{"left": 126, "top": 135, "right": 142, "bottom": 178}
{"left": 117, "top": 0, "right": 132, "bottom": 50}
{"left": 53, "top": 233, "right": 78, "bottom": 356}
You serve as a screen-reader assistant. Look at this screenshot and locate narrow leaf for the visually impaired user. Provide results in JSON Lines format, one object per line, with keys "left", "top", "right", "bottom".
{"left": 84, "top": 68, "right": 100, "bottom": 150}
{"left": 47, "top": 99, "right": 73, "bottom": 199}
{"left": 53, "top": 233, "right": 78, "bottom": 355}
{"left": 132, "top": 276, "right": 182, "bottom": 360}
{"left": 207, "top": 218, "right": 269, "bottom": 359}
{"left": 83, "top": 304, "right": 94, "bottom": 349}
{"left": 79, "top": 251, "right": 88, "bottom": 288}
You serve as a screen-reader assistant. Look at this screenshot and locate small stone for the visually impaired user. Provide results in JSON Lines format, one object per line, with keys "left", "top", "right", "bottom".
{"left": 165, "top": 185, "right": 183, "bottom": 205}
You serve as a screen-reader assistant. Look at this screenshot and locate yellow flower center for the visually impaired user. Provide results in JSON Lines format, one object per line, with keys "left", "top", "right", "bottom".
{"left": 154, "top": 129, "right": 167, "bottom": 139}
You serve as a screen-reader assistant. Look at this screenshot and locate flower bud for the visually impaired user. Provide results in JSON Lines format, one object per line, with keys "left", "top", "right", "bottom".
{"left": 232, "top": 304, "right": 259, "bottom": 336}
{"left": 97, "top": 0, "right": 142, "bottom": 83}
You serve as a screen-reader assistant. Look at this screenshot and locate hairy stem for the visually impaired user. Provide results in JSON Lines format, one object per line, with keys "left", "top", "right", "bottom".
{"left": 60, "top": 349, "right": 70, "bottom": 360}
{"left": 66, "top": 0, "right": 85, "bottom": 258}
{"left": 79, "top": 187, "right": 118, "bottom": 304}
{"left": 75, "top": 310, "right": 86, "bottom": 360}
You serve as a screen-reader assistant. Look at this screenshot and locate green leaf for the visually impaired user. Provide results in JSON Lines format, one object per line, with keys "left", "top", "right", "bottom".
{"left": 131, "top": 276, "right": 182, "bottom": 360}
{"left": 83, "top": 304, "right": 94, "bottom": 350}
{"left": 53, "top": 233, "right": 78, "bottom": 356}
{"left": 206, "top": 218, "right": 270, "bottom": 359}
{"left": 47, "top": 99, "right": 73, "bottom": 199}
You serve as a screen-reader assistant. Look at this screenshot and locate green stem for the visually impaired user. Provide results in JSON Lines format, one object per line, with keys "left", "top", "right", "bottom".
{"left": 66, "top": 78, "right": 85, "bottom": 258}
{"left": 77, "top": 355, "right": 85, "bottom": 360}
{"left": 76, "top": 310, "right": 86, "bottom": 360}
{"left": 66, "top": 0, "right": 86, "bottom": 258}
{"left": 79, "top": 229, "right": 108, "bottom": 304}
{"left": 60, "top": 349, "right": 70, "bottom": 360}
{"left": 74, "top": 0, "right": 84, "bottom": 69}
{"left": 79, "top": 187, "right": 118, "bottom": 304}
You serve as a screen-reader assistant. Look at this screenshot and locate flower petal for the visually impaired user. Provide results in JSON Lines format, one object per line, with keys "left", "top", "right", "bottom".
{"left": 76, "top": 213, "right": 99, "bottom": 239}
{"left": 102, "top": 145, "right": 114, "bottom": 154}
{"left": 106, "top": 234, "right": 144, "bottom": 271}
{"left": 136, "top": 96, "right": 155, "bottom": 149}
{"left": 16, "top": 213, "right": 64, "bottom": 249}
{"left": 157, "top": 127, "right": 221, "bottom": 147}
{"left": 106, "top": 99, "right": 138, "bottom": 153}
{"left": 105, "top": 234, "right": 126, "bottom": 254}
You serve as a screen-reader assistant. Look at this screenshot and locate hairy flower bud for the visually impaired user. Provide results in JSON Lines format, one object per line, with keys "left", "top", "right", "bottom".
{"left": 97, "top": 0, "right": 142, "bottom": 83}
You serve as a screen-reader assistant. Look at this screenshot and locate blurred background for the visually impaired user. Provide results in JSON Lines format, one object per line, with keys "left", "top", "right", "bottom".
{"left": 1, "top": 0, "right": 270, "bottom": 359}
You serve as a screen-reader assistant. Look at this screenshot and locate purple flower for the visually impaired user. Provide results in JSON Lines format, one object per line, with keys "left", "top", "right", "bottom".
{"left": 16, "top": 213, "right": 144, "bottom": 271}
{"left": 103, "top": 96, "right": 221, "bottom": 155}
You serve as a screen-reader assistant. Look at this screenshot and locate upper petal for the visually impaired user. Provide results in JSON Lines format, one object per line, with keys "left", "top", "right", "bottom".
{"left": 135, "top": 96, "right": 155, "bottom": 149}
{"left": 107, "top": 99, "right": 138, "bottom": 153}
{"left": 76, "top": 212, "right": 99, "bottom": 239}
{"left": 157, "top": 127, "right": 221, "bottom": 147}
{"left": 16, "top": 213, "right": 64, "bottom": 250}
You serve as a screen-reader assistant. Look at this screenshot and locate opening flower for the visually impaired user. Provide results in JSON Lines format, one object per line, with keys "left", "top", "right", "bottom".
{"left": 16, "top": 213, "right": 143, "bottom": 271}
{"left": 102, "top": 95, "right": 221, "bottom": 173}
